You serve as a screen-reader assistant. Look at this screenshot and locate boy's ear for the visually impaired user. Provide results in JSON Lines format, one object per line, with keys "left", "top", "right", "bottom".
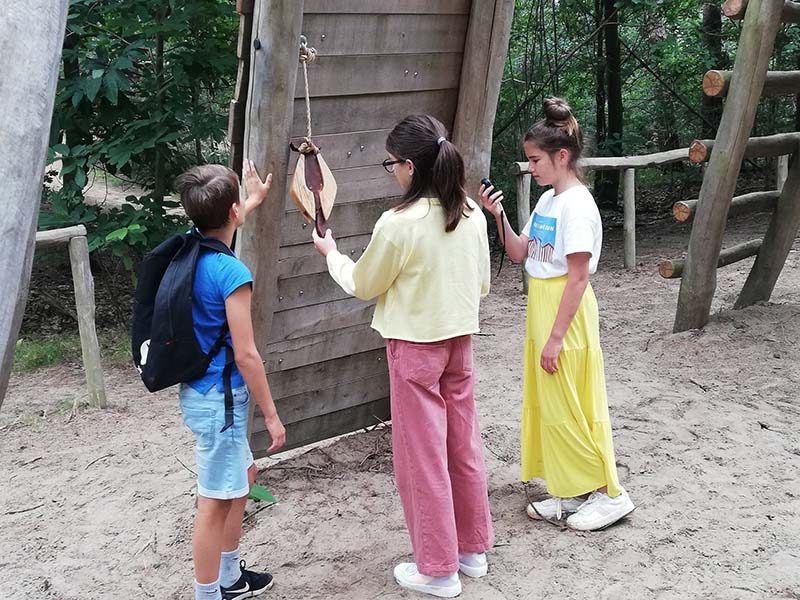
{"left": 230, "top": 201, "right": 240, "bottom": 222}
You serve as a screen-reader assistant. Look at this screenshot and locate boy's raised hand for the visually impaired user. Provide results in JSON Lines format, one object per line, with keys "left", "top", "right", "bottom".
{"left": 243, "top": 159, "right": 273, "bottom": 215}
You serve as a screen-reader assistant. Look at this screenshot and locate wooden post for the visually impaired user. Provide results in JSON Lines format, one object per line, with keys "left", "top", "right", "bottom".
{"left": 516, "top": 173, "right": 532, "bottom": 294}
{"left": 736, "top": 154, "right": 800, "bottom": 307}
{"left": 704, "top": 70, "right": 800, "bottom": 98}
{"left": 0, "top": 0, "right": 69, "bottom": 410}
{"left": 776, "top": 154, "right": 789, "bottom": 190}
{"left": 724, "top": 0, "right": 800, "bottom": 23}
{"left": 238, "top": 0, "right": 304, "bottom": 444}
{"left": 228, "top": 0, "right": 256, "bottom": 175}
{"left": 623, "top": 168, "right": 636, "bottom": 269}
{"left": 452, "top": 0, "right": 515, "bottom": 195}
{"left": 688, "top": 133, "right": 800, "bottom": 163}
{"left": 673, "top": 190, "right": 780, "bottom": 223}
{"left": 673, "top": 0, "right": 784, "bottom": 332}
{"left": 68, "top": 236, "right": 106, "bottom": 408}
{"left": 659, "top": 239, "right": 762, "bottom": 279}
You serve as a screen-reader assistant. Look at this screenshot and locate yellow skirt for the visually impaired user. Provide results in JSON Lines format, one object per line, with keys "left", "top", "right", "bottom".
{"left": 520, "top": 276, "right": 621, "bottom": 498}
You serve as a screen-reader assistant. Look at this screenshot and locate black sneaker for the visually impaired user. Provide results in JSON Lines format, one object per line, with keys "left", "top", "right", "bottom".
{"left": 220, "top": 560, "right": 274, "bottom": 599}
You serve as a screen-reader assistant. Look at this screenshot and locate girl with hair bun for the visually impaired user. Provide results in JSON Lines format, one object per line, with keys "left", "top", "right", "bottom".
{"left": 313, "top": 114, "right": 494, "bottom": 597}
{"left": 479, "top": 97, "right": 635, "bottom": 531}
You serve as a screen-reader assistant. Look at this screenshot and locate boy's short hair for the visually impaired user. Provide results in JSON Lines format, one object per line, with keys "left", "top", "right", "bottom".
{"left": 175, "top": 165, "right": 240, "bottom": 230}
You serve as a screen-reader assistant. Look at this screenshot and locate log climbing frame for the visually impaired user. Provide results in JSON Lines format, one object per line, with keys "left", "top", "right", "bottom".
{"left": 672, "top": 0, "right": 800, "bottom": 331}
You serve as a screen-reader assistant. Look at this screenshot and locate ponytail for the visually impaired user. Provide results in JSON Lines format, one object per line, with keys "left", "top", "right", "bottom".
{"left": 432, "top": 138, "right": 467, "bottom": 232}
{"left": 386, "top": 115, "right": 469, "bottom": 233}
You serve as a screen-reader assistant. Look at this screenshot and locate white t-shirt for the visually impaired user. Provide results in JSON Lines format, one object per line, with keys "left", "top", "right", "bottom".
{"left": 521, "top": 185, "right": 602, "bottom": 279}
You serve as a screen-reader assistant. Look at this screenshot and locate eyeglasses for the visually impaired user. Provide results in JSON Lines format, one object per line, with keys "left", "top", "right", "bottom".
{"left": 382, "top": 158, "right": 404, "bottom": 173}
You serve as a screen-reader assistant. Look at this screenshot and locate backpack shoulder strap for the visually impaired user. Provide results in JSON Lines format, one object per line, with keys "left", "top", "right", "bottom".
{"left": 192, "top": 230, "right": 239, "bottom": 433}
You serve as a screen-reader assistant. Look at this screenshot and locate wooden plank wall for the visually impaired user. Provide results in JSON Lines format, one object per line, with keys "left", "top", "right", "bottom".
{"left": 248, "top": 0, "right": 471, "bottom": 456}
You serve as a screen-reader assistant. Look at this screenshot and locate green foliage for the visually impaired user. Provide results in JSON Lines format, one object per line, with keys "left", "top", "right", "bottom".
{"left": 13, "top": 334, "right": 82, "bottom": 371}
{"left": 491, "top": 0, "right": 798, "bottom": 222}
{"left": 42, "top": 0, "right": 237, "bottom": 267}
{"left": 39, "top": 185, "right": 186, "bottom": 271}
{"left": 14, "top": 328, "right": 133, "bottom": 372}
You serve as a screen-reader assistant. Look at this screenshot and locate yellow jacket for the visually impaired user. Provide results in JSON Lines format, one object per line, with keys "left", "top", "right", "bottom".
{"left": 326, "top": 197, "right": 490, "bottom": 342}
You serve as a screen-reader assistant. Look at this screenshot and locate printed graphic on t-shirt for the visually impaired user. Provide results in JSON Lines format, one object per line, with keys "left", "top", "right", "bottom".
{"left": 528, "top": 213, "right": 557, "bottom": 263}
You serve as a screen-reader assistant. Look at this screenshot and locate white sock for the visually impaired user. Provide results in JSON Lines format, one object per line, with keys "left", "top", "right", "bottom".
{"left": 194, "top": 579, "right": 221, "bottom": 600}
{"left": 219, "top": 547, "right": 241, "bottom": 588}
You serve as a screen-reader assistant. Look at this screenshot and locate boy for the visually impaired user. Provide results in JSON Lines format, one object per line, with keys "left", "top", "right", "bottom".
{"left": 175, "top": 160, "right": 286, "bottom": 600}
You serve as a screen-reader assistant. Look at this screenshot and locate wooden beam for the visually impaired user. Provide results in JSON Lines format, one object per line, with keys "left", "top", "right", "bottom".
{"left": 674, "top": 0, "right": 784, "bottom": 332}
{"left": 515, "top": 173, "right": 532, "bottom": 294}
{"left": 0, "top": 0, "right": 69, "bottom": 410}
{"left": 303, "top": 0, "right": 470, "bottom": 14}
{"left": 672, "top": 190, "right": 780, "bottom": 223}
{"left": 512, "top": 146, "right": 690, "bottom": 174}
{"left": 777, "top": 154, "right": 789, "bottom": 190}
{"left": 723, "top": 0, "right": 800, "bottom": 23}
{"left": 452, "top": 0, "right": 515, "bottom": 195}
{"left": 230, "top": 4, "right": 255, "bottom": 175}
{"left": 69, "top": 236, "right": 106, "bottom": 408}
{"left": 35, "top": 225, "right": 88, "bottom": 248}
{"left": 623, "top": 168, "right": 636, "bottom": 269}
{"left": 659, "top": 239, "right": 762, "bottom": 279}
{"left": 704, "top": 69, "right": 800, "bottom": 98}
{"left": 736, "top": 154, "right": 800, "bottom": 307}
{"left": 688, "top": 133, "right": 800, "bottom": 163}
{"left": 237, "top": 1, "right": 304, "bottom": 440}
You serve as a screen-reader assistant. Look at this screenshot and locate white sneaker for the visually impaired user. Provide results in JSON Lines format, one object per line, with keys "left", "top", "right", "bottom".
{"left": 393, "top": 563, "right": 461, "bottom": 598}
{"left": 526, "top": 496, "right": 584, "bottom": 521}
{"left": 458, "top": 552, "right": 488, "bottom": 578}
{"left": 566, "top": 489, "right": 635, "bottom": 531}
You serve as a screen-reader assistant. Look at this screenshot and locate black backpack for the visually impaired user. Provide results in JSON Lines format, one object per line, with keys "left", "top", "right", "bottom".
{"left": 132, "top": 227, "right": 236, "bottom": 432}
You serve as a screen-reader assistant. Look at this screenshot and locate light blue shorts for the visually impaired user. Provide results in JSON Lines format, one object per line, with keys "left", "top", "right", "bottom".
{"left": 179, "top": 384, "right": 254, "bottom": 500}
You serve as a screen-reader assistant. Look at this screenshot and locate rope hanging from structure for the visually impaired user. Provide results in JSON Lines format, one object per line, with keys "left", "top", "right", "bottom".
{"left": 289, "top": 34, "right": 336, "bottom": 236}
{"left": 296, "top": 35, "right": 319, "bottom": 155}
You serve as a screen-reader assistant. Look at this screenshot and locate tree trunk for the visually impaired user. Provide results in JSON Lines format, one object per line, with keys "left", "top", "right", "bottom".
{"left": 702, "top": 3, "right": 724, "bottom": 138}
{"left": 594, "top": 0, "right": 610, "bottom": 207}
{"left": 0, "top": 0, "right": 70, "bottom": 410}
{"left": 603, "top": 0, "right": 623, "bottom": 207}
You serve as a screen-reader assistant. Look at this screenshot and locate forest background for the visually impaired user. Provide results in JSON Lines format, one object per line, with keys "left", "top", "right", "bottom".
{"left": 19, "top": 0, "right": 800, "bottom": 368}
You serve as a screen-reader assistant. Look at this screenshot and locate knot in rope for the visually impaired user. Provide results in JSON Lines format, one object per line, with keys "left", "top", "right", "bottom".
{"left": 299, "top": 35, "right": 318, "bottom": 65}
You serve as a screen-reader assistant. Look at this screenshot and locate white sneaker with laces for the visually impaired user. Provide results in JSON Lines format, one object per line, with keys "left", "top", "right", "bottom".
{"left": 458, "top": 552, "right": 488, "bottom": 578}
{"left": 566, "top": 489, "right": 635, "bottom": 531}
{"left": 526, "top": 496, "right": 584, "bottom": 521}
{"left": 393, "top": 563, "right": 461, "bottom": 598}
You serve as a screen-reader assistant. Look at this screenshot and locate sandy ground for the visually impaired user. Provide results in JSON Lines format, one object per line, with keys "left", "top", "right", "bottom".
{"left": 2, "top": 213, "right": 799, "bottom": 600}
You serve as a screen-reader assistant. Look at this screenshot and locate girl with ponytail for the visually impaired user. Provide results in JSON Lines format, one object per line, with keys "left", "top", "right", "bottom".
{"left": 313, "top": 114, "right": 494, "bottom": 597}
{"left": 479, "top": 97, "right": 635, "bottom": 531}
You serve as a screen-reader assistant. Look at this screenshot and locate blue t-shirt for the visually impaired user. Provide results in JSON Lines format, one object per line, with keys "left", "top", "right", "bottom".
{"left": 187, "top": 248, "right": 254, "bottom": 393}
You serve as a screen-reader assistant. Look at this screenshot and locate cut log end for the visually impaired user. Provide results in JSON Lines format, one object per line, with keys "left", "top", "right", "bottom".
{"left": 659, "top": 260, "right": 678, "bottom": 279}
{"left": 672, "top": 202, "right": 692, "bottom": 223}
{"left": 688, "top": 140, "right": 709, "bottom": 164}
{"left": 702, "top": 70, "right": 727, "bottom": 98}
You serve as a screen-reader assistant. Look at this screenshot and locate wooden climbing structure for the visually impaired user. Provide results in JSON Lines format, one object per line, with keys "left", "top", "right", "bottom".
{"left": 669, "top": 0, "right": 800, "bottom": 332}
{"left": 227, "top": 0, "right": 514, "bottom": 455}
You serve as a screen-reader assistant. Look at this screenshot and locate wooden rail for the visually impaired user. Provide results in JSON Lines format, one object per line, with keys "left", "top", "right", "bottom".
{"left": 34, "top": 225, "right": 106, "bottom": 408}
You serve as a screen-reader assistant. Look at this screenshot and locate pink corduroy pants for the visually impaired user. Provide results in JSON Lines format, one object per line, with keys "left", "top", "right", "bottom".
{"left": 386, "top": 335, "right": 495, "bottom": 577}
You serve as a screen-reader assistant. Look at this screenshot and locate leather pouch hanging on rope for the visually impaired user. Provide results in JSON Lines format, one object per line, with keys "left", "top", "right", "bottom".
{"left": 290, "top": 141, "right": 336, "bottom": 237}
{"left": 289, "top": 35, "right": 337, "bottom": 237}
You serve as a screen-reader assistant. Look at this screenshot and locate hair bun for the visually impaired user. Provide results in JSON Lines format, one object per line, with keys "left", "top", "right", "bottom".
{"left": 542, "top": 97, "right": 573, "bottom": 123}
{"left": 542, "top": 96, "right": 579, "bottom": 137}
